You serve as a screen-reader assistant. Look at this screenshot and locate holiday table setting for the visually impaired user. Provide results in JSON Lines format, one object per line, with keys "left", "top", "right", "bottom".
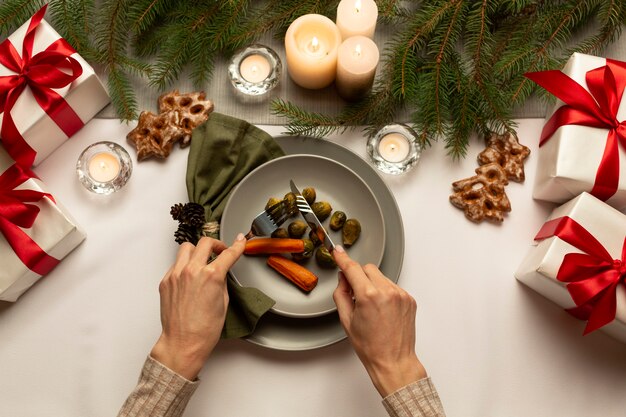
{"left": 2, "top": 2, "right": 626, "bottom": 417}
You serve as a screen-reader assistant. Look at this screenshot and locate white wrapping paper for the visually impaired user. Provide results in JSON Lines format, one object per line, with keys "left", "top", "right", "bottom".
{"left": 533, "top": 53, "right": 626, "bottom": 210}
{"left": 0, "top": 16, "right": 110, "bottom": 166}
{"left": 0, "top": 149, "right": 85, "bottom": 302}
{"left": 515, "top": 192, "right": 626, "bottom": 343}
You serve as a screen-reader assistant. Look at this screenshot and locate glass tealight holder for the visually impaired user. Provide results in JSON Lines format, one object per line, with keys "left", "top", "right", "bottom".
{"left": 228, "top": 44, "right": 282, "bottom": 100}
{"left": 76, "top": 141, "right": 132, "bottom": 195}
{"left": 367, "top": 124, "right": 422, "bottom": 175}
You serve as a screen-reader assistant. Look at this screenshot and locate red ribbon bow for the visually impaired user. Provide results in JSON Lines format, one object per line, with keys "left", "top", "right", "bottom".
{"left": 0, "top": 163, "right": 60, "bottom": 275}
{"left": 525, "top": 58, "right": 626, "bottom": 201}
{"left": 0, "top": 4, "right": 84, "bottom": 167}
{"left": 535, "top": 216, "right": 626, "bottom": 335}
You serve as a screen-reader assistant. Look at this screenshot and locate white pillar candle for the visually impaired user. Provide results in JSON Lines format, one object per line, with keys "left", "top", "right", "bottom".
{"left": 378, "top": 133, "right": 410, "bottom": 163}
{"left": 336, "top": 0, "right": 378, "bottom": 40}
{"left": 88, "top": 152, "right": 120, "bottom": 182}
{"left": 239, "top": 53, "right": 271, "bottom": 83}
{"left": 336, "top": 35, "right": 379, "bottom": 100}
{"left": 285, "top": 14, "right": 342, "bottom": 89}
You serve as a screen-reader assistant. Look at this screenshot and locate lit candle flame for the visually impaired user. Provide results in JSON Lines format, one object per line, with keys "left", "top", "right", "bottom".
{"left": 251, "top": 65, "right": 258, "bottom": 74}
{"left": 311, "top": 36, "right": 319, "bottom": 52}
{"left": 355, "top": 44, "right": 362, "bottom": 57}
{"left": 355, "top": 0, "right": 361, "bottom": 12}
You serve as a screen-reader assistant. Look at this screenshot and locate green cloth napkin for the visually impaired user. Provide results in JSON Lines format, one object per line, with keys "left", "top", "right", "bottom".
{"left": 186, "top": 113, "right": 285, "bottom": 339}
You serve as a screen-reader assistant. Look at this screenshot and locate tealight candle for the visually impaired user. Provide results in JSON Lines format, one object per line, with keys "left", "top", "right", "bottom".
{"left": 228, "top": 44, "right": 282, "bottom": 98}
{"left": 285, "top": 14, "right": 342, "bottom": 89}
{"left": 367, "top": 124, "right": 422, "bottom": 175}
{"left": 336, "top": 35, "right": 379, "bottom": 101}
{"left": 76, "top": 141, "right": 132, "bottom": 194}
{"left": 378, "top": 133, "right": 410, "bottom": 162}
{"left": 336, "top": 0, "right": 378, "bottom": 40}
{"left": 88, "top": 152, "right": 120, "bottom": 182}
{"left": 239, "top": 54, "right": 271, "bottom": 83}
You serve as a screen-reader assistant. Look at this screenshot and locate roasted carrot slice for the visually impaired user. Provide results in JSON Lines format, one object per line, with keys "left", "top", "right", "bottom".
{"left": 267, "top": 255, "right": 318, "bottom": 292}
{"left": 244, "top": 238, "right": 305, "bottom": 255}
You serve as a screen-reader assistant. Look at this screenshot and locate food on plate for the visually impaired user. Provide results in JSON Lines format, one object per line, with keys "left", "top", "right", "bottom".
{"left": 329, "top": 211, "right": 346, "bottom": 231}
{"left": 311, "top": 201, "right": 332, "bottom": 221}
{"left": 342, "top": 218, "right": 361, "bottom": 247}
{"left": 265, "top": 197, "right": 282, "bottom": 211}
{"left": 315, "top": 246, "right": 336, "bottom": 269}
{"left": 309, "top": 228, "right": 322, "bottom": 247}
{"left": 283, "top": 192, "right": 298, "bottom": 216}
{"left": 292, "top": 238, "right": 315, "bottom": 262}
{"left": 271, "top": 227, "right": 289, "bottom": 239}
{"left": 267, "top": 255, "right": 318, "bottom": 292}
{"left": 302, "top": 187, "right": 316, "bottom": 205}
{"left": 244, "top": 238, "right": 305, "bottom": 255}
{"left": 288, "top": 220, "right": 308, "bottom": 238}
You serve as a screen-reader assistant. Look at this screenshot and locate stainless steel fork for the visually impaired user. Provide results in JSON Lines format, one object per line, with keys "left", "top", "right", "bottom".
{"left": 244, "top": 201, "right": 289, "bottom": 240}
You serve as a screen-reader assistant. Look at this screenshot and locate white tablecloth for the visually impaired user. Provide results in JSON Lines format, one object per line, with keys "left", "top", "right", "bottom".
{"left": 1, "top": 119, "right": 625, "bottom": 417}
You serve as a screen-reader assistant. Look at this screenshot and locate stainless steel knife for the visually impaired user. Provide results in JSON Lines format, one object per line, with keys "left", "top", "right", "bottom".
{"left": 289, "top": 179, "right": 336, "bottom": 252}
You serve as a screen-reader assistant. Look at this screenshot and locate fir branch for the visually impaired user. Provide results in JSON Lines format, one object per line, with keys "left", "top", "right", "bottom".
{"left": 271, "top": 98, "right": 346, "bottom": 138}
{"left": 0, "top": 0, "right": 44, "bottom": 36}
{"left": 48, "top": 0, "right": 96, "bottom": 58}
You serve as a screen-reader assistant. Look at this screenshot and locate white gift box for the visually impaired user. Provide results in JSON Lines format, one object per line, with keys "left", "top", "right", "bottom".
{"left": 0, "top": 12, "right": 110, "bottom": 166}
{"left": 0, "top": 149, "right": 85, "bottom": 302}
{"left": 515, "top": 192, "right": 626, "bottom": 343}
{"left": 532, "top": 53, "right": 626, "bottom": 210}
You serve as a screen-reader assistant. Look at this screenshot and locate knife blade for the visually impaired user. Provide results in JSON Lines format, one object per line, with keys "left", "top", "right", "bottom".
{"left": 289, "top": 179, "right": 336, "bottom": 253}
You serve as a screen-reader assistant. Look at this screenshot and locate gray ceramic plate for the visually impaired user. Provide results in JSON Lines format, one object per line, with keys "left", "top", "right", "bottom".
{"left": 221, "top": 154, "right": 385, "bottom": 318}
{"left": 240, "top": 136, "right": 405, "bottom": 351}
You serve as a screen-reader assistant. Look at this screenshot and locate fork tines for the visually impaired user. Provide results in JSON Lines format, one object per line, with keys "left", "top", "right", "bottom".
{"left": 265, "top": 200, "right": 289, "bottom": 225}
{"left": 295, "top": 196, "right": 313, "bottom": 213}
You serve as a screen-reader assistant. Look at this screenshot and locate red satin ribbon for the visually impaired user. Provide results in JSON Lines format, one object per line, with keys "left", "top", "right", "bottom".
{"left": 525, "top": 59, "right": 626, "bottom": 201}
{"left": 0, "top": 163, "right": 60, "bottom": 275}
{"left": 535, "top": 216, "right": 626, "bottom": 334}
{"left": 0, "top": 4, "right": 84, "bottom": 167}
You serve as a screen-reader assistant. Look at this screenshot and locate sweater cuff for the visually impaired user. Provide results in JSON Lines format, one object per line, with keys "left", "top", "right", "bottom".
{"left": 382, "top": 377, "right": 446, "bottom": 417}
{"left": 119, "top": 356, "right": 200, "bottom": 417}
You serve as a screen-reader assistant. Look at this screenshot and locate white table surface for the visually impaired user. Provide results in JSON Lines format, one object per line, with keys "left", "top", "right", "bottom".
{"left": 1, "top": 118, "right": 625, "bottom": 417}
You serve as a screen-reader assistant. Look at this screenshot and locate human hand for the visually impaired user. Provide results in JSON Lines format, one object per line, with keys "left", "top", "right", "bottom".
{"left": 332, "top": 245, "right": 427, "bottom": 397}
{"left": 150, "top": 234, "right": 246, "bottom": 380}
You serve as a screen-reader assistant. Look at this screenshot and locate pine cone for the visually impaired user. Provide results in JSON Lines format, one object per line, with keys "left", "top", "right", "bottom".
{"left": 174, "top": 223, "right": 199, "bottom": 245}
{"left": 170, "top": 203, "right": 185, "bottom": 221}
{"left": 181, "top": 202, "right": 206, "bottom": 227}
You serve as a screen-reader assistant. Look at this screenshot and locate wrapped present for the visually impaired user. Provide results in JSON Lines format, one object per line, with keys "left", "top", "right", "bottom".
{"left": 515, "top": 192, "right": 626, "bottom": 343}
{"left": 0, "top": 5, "right": 110, "bottom": 167}
{"left": 0, "top": 148, "right": 85, "bottom": 302}
{"left": 525, "top": 53, "right": 626, "bottom": 210}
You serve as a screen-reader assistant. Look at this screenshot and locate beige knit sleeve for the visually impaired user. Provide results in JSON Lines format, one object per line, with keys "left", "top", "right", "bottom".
{"left": 117, "top": 356, "right": 199, "bottom": 417}
{"left": 382, "top": 377, "right": 446, "bottom": 417}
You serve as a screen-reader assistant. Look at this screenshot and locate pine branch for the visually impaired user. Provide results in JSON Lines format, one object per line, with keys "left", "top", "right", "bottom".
{"left": 270, "top": 98, "right": 346, "bottom": 138}
{"left": 48, "top": 0, "right": 97, "bottom": 59}
{"left": 0, "top": 0, "right": 44, "bottom": 36}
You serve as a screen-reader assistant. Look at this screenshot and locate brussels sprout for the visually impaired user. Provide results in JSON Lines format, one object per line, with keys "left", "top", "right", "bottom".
{"left": 271, "top": 227, "right": 289, "bottom": 239}
{"left": 311, "top": 201, "right": 332, "bottom": 221}
{"left": 342, "top": 218, "right": 361, "bottom": 247}
{"left": 309, "top": 229, "right": 322, "bottom": 247}
{"left": 288, "top": 220, "right": 308, "bottom": 238}
{"left": 283, "top": 192, "right": 298, "bottom": 216}
{"left": 315, "top": 246, "right": 336, "bottom": 269}
{"left": 265, "top": 197, "right": 282, "bottom": 211}
{"left": 292, "top": 238, "right": 314, "bottom": 262}
{"left": 329, "top": 211, "right": 347, "bottom": 231}
{"left": 302, "top": 187, "right": 316, "bottom": 205}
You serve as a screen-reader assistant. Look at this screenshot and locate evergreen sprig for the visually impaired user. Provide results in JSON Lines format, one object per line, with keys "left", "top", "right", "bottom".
{"left": 0, "top": 0, "right": 624, "bottom": 158}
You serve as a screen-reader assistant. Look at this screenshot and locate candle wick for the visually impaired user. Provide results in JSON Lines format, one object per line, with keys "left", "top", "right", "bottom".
{"left": 251, "top": 65, "right": 258, "bottom": 73}
{"left": 355, "top": 44, "right": 362, "bottom": 57}
{"left": 355, "top": 0, "right": 361, "bottom": 12}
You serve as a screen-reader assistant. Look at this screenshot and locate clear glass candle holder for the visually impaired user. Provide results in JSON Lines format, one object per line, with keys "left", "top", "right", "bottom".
{"left": 367, "top": 124, "right": 422, "bottom": 175}
{"left": 76, "top": 141, "right": 132, "bottom": 195}
{"left": 228, "top": 44, "right": 281, "bottom": 99}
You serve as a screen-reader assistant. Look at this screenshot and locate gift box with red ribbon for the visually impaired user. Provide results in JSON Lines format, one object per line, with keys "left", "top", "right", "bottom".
{"left": 0, "top": 5, "right": 110, "bottom": 167}
{"left": 526, "top": 53, "right": 626, "bottom": 210}
{"left": 0, "top": 148, "right": 85, "bottom": 302}
{"left": 515, "top": 192, "right": 626, "bottom": 343}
